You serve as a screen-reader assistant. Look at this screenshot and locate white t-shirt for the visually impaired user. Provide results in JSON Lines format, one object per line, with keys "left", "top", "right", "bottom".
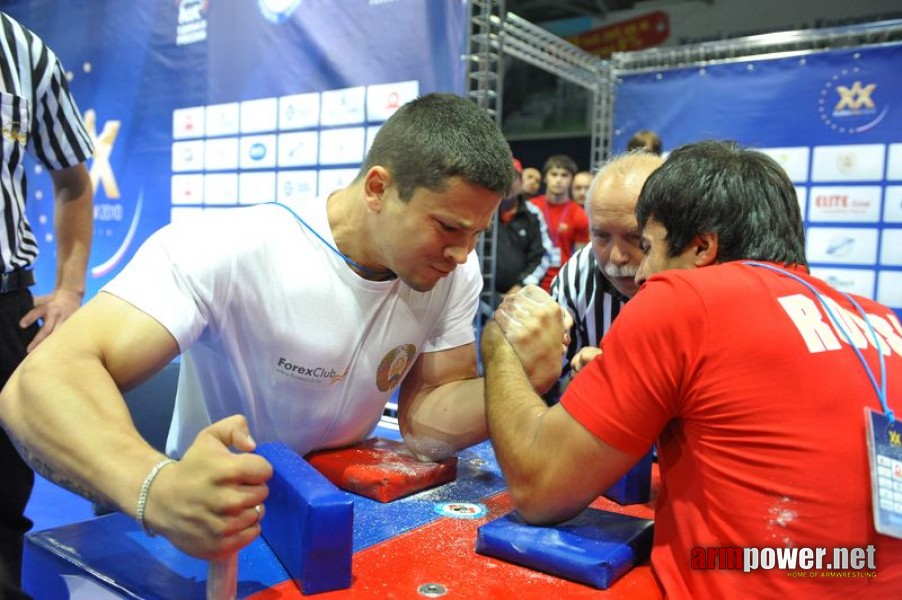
{"left": 103, "top": 200, "right": 481, "bottom": 457}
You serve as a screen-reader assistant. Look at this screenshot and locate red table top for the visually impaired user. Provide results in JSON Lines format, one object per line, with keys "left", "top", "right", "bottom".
{"left": 250, "top": 470, "right": 661, "bottom": 599}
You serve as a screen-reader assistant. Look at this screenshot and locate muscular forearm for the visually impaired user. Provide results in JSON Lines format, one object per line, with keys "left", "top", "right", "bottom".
{"left": 484, "top": 337, "right": 639, "bottom": 523}
{"left": 483, "top": 335, "right": 554, "bottom": 505}
{"left": 399, "top": 377, "right": 487, "bottom": 461}
{"left": 1, "top": 292, "right": 272, "bottom": 560}
{"left": 1, "top": 351, "right": 164, "bottom": 512}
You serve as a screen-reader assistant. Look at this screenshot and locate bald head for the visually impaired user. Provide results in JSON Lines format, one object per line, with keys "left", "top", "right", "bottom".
{"left": 587, "top": 152, "right": 664, "bottom": 298}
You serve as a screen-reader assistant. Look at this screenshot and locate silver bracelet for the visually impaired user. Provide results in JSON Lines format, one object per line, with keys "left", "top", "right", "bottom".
{"left": 136, "top": 457, "right": 177, "bottom": 536}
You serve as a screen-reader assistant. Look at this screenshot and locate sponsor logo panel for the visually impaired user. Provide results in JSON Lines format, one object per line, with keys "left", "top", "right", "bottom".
{"left": 808, "top": 186, "right": 881, "bottom": 223}
{"left": 811, "top": 144, "right": 885, "bottom": 182}
{"left": 805, "top": 227, "right": 878, "bottom": 265}
{"left": 758, "top": 146, "right": 810, "bottom": 183}
{"left": 809, "top": 267, "right": 875, "bottom": 298}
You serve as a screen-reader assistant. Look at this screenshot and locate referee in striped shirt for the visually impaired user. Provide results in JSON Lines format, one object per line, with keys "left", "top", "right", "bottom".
{"left": 0, "top": 12, "right": 93, "bottom": 591}
{"left": 547, "top": 152, "right": 663, "bottom": 403}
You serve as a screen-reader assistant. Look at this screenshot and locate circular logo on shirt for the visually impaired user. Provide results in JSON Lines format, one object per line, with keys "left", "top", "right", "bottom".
{"left": 375, "top": 344, "right": 416, "bottom": 392}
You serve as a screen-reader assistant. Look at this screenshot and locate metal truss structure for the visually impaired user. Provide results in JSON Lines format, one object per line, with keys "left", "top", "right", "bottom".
{"left": 466, "top": 0, "right": 609, "bottom": 322}
{"left": 611, "top": 18, "right": 902, "bottom": 74}
{"left": 466, "top": 4, "right": 902, "bottom": 329}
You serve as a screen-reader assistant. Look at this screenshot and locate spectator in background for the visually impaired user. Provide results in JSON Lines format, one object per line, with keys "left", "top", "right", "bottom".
{"left": 570, "top": 170, "right": 593, "bottom": 208}
{"left": 627, "top": 129, "right": 663, "bottom": 155}
{"left": 548, "top": 152, "right": 663, "bottom": 402}
{"left": 530, "top": 154, "right": 588, "bottom": 292}
{"left": 521, "top": 166, "right": 542, "bottom": 198}
{"left": 495, "top": 158, "right": 553, "bottom": 302}
{"left": 0, "top": 12, "right": 94, "bottom": 593}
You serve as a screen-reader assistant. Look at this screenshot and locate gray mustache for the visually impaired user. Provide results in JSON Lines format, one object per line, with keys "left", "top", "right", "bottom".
{"left": 603, "top": 264, "right": 638, "bottom": 278}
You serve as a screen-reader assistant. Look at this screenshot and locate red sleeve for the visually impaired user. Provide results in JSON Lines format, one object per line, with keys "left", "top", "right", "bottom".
{"left": 560, "top": 273, "right": 708, "bottom": 455}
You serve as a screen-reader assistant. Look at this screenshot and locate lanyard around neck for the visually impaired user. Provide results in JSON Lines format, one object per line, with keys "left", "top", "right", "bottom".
{"left": 744, "top": 261, "right": 893, "bottom": 424}
{"left": 268, "top": 202, "right": 395, "bottom": 280}
{"left": 540, "top": 199, "right": 572, "bottom": 245}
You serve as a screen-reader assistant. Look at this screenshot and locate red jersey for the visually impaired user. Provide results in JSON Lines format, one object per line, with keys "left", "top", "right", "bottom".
{"left": 529, "top": 195, "right": 588, "bottom": 291}
{"left": 562, "top": 262, "right": 902, "bottom": 598}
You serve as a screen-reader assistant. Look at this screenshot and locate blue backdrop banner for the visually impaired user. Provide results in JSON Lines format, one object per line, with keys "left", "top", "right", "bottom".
{"left": 6, "top": 0, "right": 468, "bottom": 299}
{"left": 613, "top": 43, "right": 902, "bottom": 316}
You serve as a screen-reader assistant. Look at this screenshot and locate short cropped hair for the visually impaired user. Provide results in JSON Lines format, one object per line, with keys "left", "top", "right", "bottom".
{"left": 626, "top": 130, "right": 663, "bottom": 155}
{"left": 636, "top": 140, "right": 807, "bottom": 267}
{"left": 542, "top": 154, "right": 578, "bottom": 176}
{"left": 360, "top": 93, "right": 513, "bottom": 201}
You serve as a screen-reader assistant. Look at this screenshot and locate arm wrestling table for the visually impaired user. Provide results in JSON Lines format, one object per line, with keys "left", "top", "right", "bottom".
{"left": 21, "top": 429, "right": 660, "bottom": 599}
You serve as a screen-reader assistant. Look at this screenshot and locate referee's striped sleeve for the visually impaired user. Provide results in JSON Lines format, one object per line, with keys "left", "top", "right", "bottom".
{"left": 32, "top": 45, "right": 93, "bottom": 168}
{"left": 550, "top": 245, "right": 628, "bottom": 377}
{"left": 0, "top": 12, "right": 93, "bottom": 272}
{"left": 0, "top": 12, "right": 93, "bottom": 170}
{"left": 551, "top": 245, "right": 596, "bottom": 370}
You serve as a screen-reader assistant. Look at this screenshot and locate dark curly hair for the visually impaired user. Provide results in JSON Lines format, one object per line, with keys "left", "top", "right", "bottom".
{"left": 636, "top": 140, "right": 807, "bottom": 267}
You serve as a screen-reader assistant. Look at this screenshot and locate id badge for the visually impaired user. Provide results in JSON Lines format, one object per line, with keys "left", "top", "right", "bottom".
{"left": 549, "top": 247, "right": 562, "bottom": 267}
{"left": 865, "top": 407, "right": 902, "bottom": 539}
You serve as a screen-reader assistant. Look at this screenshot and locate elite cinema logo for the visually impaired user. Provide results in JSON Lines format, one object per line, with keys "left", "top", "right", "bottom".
{"left": 691, "top": 545, "right": 877, "bottom": 578}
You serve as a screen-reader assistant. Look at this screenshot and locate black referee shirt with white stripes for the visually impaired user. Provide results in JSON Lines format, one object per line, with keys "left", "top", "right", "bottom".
{"left": 0, "top": 12, "right": 93, "bottom": 274}
{"left": 550, "top": 244, "right": 629, "bottom": 379}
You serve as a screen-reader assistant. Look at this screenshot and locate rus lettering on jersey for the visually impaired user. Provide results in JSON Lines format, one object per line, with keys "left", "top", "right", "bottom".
{"left": 777, "top": 293, "right": 902, "bottom": 357}
{"left": 890, "top": 314, "right": 902, "bottom": 339}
